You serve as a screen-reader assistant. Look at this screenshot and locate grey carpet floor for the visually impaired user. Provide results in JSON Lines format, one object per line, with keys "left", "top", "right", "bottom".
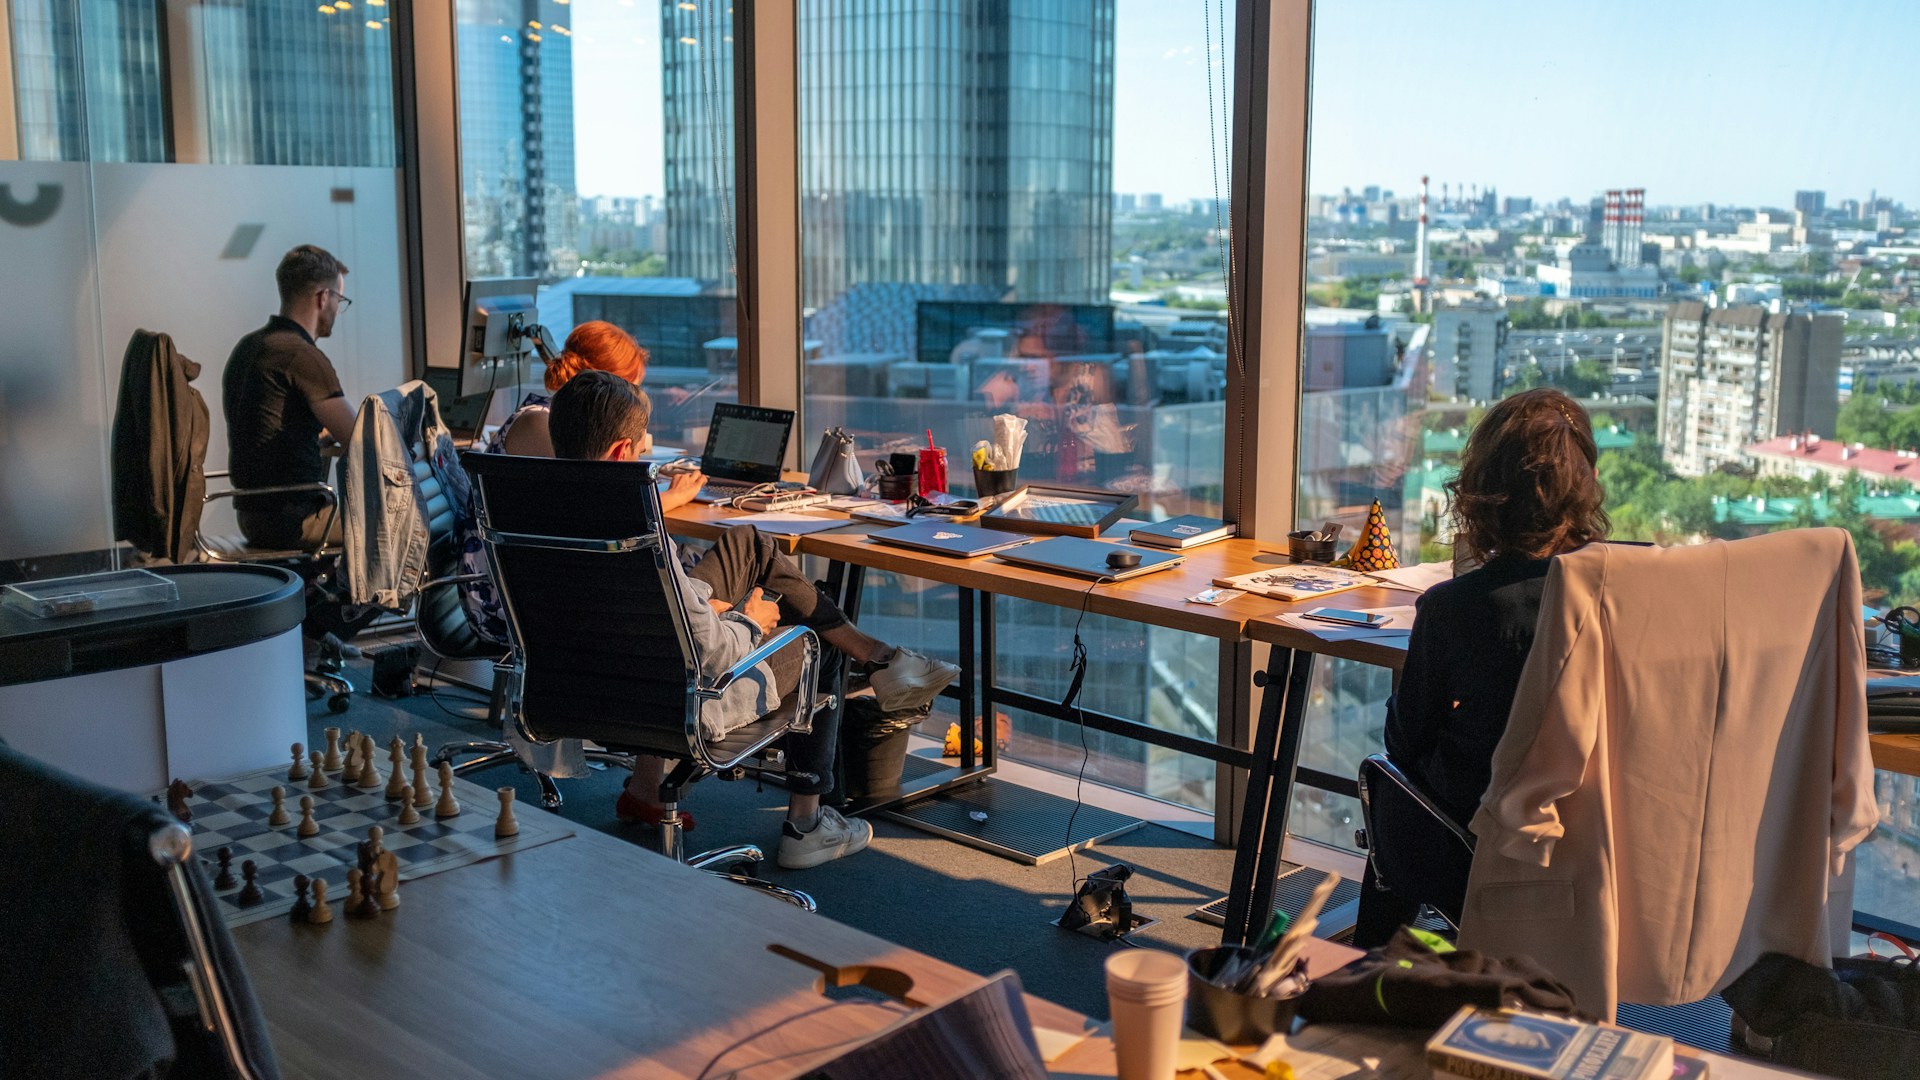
{"left": 311, "top": 657, "right": 1238, "bottom": 1020}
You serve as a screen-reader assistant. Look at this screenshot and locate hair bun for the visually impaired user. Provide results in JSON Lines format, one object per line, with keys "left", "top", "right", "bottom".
{"left": 544, "top": 350, "right": 587, "bottom": 391}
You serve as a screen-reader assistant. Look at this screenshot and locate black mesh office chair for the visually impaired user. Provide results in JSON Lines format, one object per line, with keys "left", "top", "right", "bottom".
{"left": 0, "top": 743, "right": 283, "bottom": 1080}
{"left": 463, "top": 451, "right": 833, "bottom": 909}
{"left": 1353, "top": 752, "right": 1476, "bottom": 937}
{"left": 418, "top": 451, "right": 634, "bottom": 810}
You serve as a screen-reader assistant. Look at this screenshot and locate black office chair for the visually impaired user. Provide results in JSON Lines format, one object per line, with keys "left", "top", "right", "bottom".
{"left": 416, "top": 450, "right": 634, "bottom": 810}
{"left": 463, "top": 451, "right": 834, "bottom": 910}
{"left": 1353, "top": 752, "right": 1476, "bottom": 939}
{"left": 0, "top": 743, "right": 283, "bottom": 1080}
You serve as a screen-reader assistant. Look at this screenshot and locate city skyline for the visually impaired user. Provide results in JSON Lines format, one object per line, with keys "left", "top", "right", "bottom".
{"left": 569, "top": 1, "right": 1916, "bottom": 210}
{"left": 1311, "top": 0, "right": 1918, "bottom": 209}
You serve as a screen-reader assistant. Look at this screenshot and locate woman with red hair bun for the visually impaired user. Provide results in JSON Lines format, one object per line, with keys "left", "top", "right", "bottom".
{"left": 496, "top": 320, "right": 652, "bottom": 457}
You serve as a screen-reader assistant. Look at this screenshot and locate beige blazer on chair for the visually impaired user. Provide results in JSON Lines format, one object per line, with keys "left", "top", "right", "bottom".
{"left": 1458, "top": 529, "right": 1878, "bottom": 1020}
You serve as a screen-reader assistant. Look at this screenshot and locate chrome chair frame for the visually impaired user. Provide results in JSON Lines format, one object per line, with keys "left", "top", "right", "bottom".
{"left": 196, "top": 472, "right": 353, "bottom": 708}
{"left": 1354, "top": 752, "right": 1475, "bottom": 931}
{"left": 149, "top": 821, "right": 272, "bottom": 1080}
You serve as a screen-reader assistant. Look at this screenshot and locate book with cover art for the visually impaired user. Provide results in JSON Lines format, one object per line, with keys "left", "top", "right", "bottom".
{"left": 1213, "top": 565, "right": 1369, "bottom": 602}
{"left": 1426, "top": 1006, "right": 1674, "bottom": 1080}
{"left": 1129, "top": 515, "right": 1238, "bottom": 549}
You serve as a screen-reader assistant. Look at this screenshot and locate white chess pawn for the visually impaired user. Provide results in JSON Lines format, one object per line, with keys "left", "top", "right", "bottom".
{"left": 268, "top": 786, "right": 290, "bottom": 827}
{"left": 366, "top": 824, "right": 385, "bottom": 856}
{"left": 397, "top": 796, "right": 421, "bottom": 826}
{"left": 411, "top": 755, "right": 433, "bottom": 810}
{"left": 494, "top": 786, "right": 519, "bottom": 838}
{"left": 297, "top": 795, "right": 319, "bottom": 838}
{"left": 356, "top": 735, "right": 382, "bottom": 789}
{"left": 434, "top": 761, "right": 460, "bottom": 819}
{"left": 288, "top": 742, "right": 308, "bottom": 781}
{"left": 307, "top": 751, "right": 328, "bottom": 790}
{"left": 345, "top": 867, "right": 365, "bottom": 911}
{"left": 385, "top": 738, "right": 409, "bottom": 800}
{"left": 308, "top": 879, "right": 333, "bottom": 924}
{"left": 322, "top": 727, "right": 343, "bottom": 772}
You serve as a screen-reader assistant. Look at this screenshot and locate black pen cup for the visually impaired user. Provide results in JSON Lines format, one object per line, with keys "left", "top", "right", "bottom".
{"left": 1184, "top": 945, "right": 1303, "bottom": 1045}
{"left": 1287, "top": 531, "right": 1336, "bottom": 564}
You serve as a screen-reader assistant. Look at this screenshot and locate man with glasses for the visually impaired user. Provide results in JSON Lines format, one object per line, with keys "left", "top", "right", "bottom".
{"left": 223, "top": 244, "right": 360, "bottom": 550}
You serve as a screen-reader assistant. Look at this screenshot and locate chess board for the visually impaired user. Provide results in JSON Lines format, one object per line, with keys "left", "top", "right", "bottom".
{"left": 168, "top": 762, "right": 575, "bottom": 927}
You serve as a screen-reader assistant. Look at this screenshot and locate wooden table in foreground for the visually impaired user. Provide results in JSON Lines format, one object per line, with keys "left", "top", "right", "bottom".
{"left": 232, "top": 822, "right": 1099, "bottom": 1079}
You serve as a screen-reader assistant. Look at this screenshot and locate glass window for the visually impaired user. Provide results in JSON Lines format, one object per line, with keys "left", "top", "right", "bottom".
{"left": 1299, "top": 1, "right": 1920, "bottom": 927}
{"left": 3, "top": 1, "right": 402, "bottom": 568}
{"left": 453, "top": 0, "right": 737, "bottom": 450}
{"left": 795, "top": 0, "right": 1230, "bottom": 811}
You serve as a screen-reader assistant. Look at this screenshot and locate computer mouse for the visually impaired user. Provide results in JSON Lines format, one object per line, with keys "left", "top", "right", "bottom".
{"left": 1106, "top": 550, "right": 1142, "bottom": 570}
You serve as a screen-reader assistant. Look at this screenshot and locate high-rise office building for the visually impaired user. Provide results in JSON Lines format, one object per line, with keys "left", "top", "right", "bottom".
{"left": 1794, "top": 190, "right": 1826, "bottom": 217}
{"left": 11, "top": 1, "right": 396, "bottom": 167}
{"left": 1658, "top": 302, "right": 1842, "bottom": 477}
{"left": 662, "top": 1, "right": 1114, "bottom": 312}
{"left": 456, "top": 0, "right": 578, "bottom": 279}
{"left": 9, "top": 0, "right": 167, "bottom": 162}
{"left": 1430, "top": 299, "right": 1510, "bottom": 401}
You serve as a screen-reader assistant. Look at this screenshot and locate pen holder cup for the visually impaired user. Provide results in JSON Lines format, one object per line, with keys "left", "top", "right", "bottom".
{"left": 877, "top": 473, "right": 916, "bottom": 502}
{"left": 973, "top": 467, "right": 1019, "bottom": 498}
{"left": 1287, "top": 531, "right": 1337, "bottom": 564}
{"left": 1185, "top": 946, "right": 1304, "bottom": 1045}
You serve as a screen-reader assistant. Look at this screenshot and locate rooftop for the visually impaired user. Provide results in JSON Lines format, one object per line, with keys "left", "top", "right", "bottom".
{"left": 1747, "top": 434, "right": 1920, "bottom": 480}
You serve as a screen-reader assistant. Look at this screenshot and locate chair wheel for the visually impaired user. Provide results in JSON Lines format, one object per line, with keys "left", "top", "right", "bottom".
{"left": 327, "top": 693, "right": 351, "bottom": 713}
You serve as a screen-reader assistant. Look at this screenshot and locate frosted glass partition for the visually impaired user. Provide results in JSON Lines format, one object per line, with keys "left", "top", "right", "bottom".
{"left": 0, "top": 160, "right": 406, "bottom": 562}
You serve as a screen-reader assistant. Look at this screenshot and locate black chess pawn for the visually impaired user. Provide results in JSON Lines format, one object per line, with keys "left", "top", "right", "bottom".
{"left": 237, "top": 859, "right": 264, "bottom": 907}
{"left": 213, "top": 846, "right": 237, "bottom": 890}
{"left": 288, "top": 874, "right": 313, "bottom": 923}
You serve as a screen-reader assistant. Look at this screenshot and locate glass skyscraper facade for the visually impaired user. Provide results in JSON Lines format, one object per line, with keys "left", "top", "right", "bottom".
{"left": 662, "top": 0, "right": 1113, "bottom": 314}
{"left": 9, "top": 0, "right": 166, "bottom": 163}
{"left": 9, "top": 1, "right": 394, "bottom": 167}
{"left": 456, "top": 0, "right": 578, "bottom": 280}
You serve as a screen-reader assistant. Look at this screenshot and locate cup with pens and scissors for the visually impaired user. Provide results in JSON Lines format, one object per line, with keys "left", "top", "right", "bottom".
{"left": 1182, "top": 873, "right": 1342, "bottom": 1044}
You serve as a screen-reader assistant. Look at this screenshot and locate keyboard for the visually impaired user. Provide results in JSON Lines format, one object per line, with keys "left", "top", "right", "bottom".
{"left": 694, "top": 479, "right": 761, "bottom": 504}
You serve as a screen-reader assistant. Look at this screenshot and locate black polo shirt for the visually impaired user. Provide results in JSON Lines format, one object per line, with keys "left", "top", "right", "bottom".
{"left": 222, "top": 315, "right": 344, "bottom": 515}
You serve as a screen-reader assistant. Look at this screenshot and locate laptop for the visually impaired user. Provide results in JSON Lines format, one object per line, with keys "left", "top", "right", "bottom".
{"left": 692, "top": 402, "right": 796, "bottom": 502}
{"left": 866, "top": 522, "right": 1035, "bottom": 559}
{"left": 992, "top": 536, "right": 1185, "bottom": 581}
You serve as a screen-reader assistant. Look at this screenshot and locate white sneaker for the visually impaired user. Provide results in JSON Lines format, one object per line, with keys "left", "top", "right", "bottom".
{"left": 865, "top": 648, "right": 960, "bottom": 713}
{"left": 777, "top": 807, "right": 873, "bottom": 869}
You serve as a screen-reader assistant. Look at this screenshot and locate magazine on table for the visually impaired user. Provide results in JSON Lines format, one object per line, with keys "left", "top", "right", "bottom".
{"left": 1212, "top": 564, "right": 1369, "bottom": 602}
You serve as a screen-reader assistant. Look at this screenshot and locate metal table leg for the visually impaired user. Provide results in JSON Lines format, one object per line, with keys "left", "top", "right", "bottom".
{"left": 1221, "top": 644, "right": 1316, "bottom": 946}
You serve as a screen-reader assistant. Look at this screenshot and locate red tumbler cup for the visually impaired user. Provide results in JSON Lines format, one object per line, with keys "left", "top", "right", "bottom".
{"left": 917, "top": 447, "right": 949, "bottom": 497}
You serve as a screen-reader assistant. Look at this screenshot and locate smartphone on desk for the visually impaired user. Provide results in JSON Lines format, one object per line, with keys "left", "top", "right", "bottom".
{"left": 1303, "top": 607, "right": 1391, "bottom": 628}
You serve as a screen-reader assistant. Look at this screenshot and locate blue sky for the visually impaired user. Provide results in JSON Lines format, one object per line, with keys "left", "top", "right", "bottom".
{"left": 568, "top": 1, "right": 1917, "bottom": 210}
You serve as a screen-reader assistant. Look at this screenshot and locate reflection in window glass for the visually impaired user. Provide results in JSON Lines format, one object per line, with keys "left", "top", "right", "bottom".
{"left": 796, "top": 0, "right": 1231, "bottom": 810}
{"left": 454, "top": 0, "right": 738, "bottom": 450}
{"left": 1301, "top": 1, "right": 1920, "bottom": 929}
{"left": 9, "top": 0, "right": 166, "bottom": 162}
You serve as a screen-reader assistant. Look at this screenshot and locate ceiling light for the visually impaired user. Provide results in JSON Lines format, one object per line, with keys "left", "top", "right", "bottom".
{"left": 365, "top": 19, "right": 381, "bottom": 29}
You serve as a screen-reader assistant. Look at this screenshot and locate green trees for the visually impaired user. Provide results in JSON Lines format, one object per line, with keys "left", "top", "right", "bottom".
{"left": 1837, "top": 388, "right": 1920, "bottom": 451}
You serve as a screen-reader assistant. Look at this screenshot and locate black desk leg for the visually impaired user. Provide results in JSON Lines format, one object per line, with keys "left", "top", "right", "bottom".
{"left": 980, "top": 590, "right": 997, "bottom": 768}
{"left": 1222, "top": 646, "right": 1316, "bottom": 946}
{"left": 958, "top": 587, "right": 977, "bottom": 772}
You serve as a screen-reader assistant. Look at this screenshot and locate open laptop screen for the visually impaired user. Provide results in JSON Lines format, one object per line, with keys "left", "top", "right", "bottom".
{"left": 699, "top": 402, "right": 794, "bottom": 483}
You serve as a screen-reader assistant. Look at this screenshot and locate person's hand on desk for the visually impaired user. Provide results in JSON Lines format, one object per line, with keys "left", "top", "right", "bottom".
{"left": 659, "top": 468, "right": 706, "bottom": 513}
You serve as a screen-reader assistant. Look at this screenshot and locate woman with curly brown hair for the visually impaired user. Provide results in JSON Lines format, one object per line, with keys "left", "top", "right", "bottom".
{"left": 1356, "top": 388, "right": 1610, "bottom": 945}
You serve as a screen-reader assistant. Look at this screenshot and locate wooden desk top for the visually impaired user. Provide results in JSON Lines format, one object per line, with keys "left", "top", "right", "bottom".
{"left": 233, "top": 821, "right": 1097, "bottom": 1079}
{"left": 1244, "top": 608, "right": 1412, "bottom": 671}
{"left": 1872, "top": 733, "right": 1920, "bottom": 777}
{"left": 796, "top": 530, "right": 1418, "bottom": 640}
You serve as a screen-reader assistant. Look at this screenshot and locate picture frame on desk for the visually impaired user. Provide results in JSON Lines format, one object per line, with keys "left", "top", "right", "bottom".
{"left": 982, "top": 484, "right": 1138, "bottom": 539}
